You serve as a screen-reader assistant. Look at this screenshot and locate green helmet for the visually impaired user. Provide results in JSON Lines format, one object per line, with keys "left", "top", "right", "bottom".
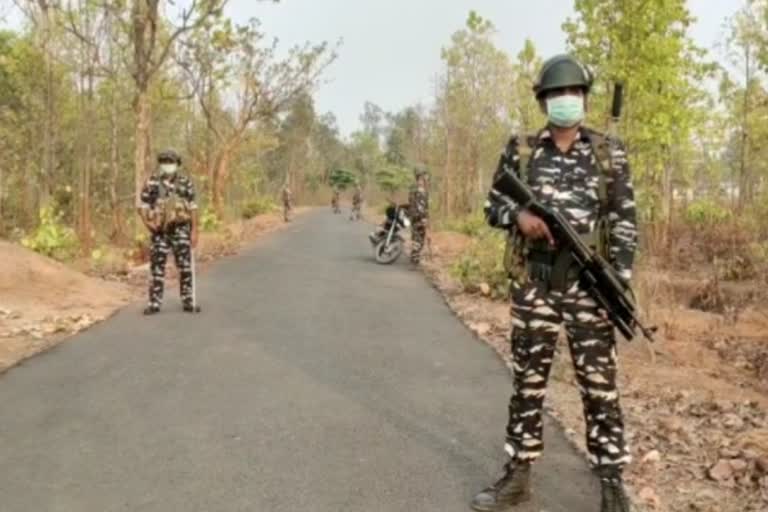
{"left": 413, "top": 164, "right": 429, "bottom": 179}
{"left": 157, "top": 149, "right": 181, "bottom": 165}
{"left": 532, "top": 54, "right": 593, "bottom": 99}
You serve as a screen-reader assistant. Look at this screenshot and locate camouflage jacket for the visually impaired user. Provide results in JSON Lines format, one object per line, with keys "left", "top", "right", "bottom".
{"left": 408, "top": 184, "right": 429, "bottom": 223}
{"left": 486, "top": 127, "right": 638, "bottom": 281}
{"left": 139, "top": 173, "right": 197, "bottom": 227}
{"left": 352, "top": 190, "right": 363, "bottom": 207}
{"left": 282, "top": 189, "right": 293, "bottom": 206}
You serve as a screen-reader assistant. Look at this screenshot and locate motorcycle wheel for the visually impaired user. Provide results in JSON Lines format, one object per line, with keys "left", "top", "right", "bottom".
{"left": 374, "top": 239, "right": 402, "bottom": 264}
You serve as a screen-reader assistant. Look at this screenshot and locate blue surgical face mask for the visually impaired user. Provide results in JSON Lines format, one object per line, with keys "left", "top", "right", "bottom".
{"left": 546, "top": 94, "right": 585, "bottom": 128}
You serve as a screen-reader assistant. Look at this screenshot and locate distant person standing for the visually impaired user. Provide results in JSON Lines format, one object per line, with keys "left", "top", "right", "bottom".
{"left": 350, "top": 184, "right": 363, "bottom": 221}
{"left": 138, "top": 149, "right": 200, "bottom": 315}
{"left": 407, "top": 167, "right": 430, "bottom": 265}
{"left": 331, "top": 188, "right": 341, "bottom": 214}
{"left": 282, "top": 185, "right": 293, "bottom": 222}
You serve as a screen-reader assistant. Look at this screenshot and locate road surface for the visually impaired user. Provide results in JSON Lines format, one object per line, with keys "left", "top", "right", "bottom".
{"left": 0, "top": 210, "right": 600, "bottom": 511}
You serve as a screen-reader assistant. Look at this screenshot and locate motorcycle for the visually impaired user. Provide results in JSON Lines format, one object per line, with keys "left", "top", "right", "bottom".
{"left": 368, "top": 204, "right": 411, "bottom": 264}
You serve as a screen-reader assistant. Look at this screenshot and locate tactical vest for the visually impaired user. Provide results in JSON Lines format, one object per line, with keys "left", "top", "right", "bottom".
{"left": 503, "top": 130, "right": 614, "bottom": 288}
{"left": 156, "top": 179, "right": 191, "bottom": 228}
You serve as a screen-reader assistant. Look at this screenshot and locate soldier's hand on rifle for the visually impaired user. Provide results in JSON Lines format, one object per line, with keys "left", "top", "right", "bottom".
{"left": 517, "top": 210, "right": 555, "bottom": 247}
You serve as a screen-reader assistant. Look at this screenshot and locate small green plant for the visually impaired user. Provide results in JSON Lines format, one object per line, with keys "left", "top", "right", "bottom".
{"left": 200, "top": 206, "right": 221, "bottom": 231}
{"left": 450, "top": 229, "right": 509, "bottom": 299}
{"left": 685, "top": 199, "right": 731, "bottom": 225}
{"left": 241, "top": 197, "right": 278, "bottom": 219}
{"left": 21, "top": 206, "right": 79, "bottom": 260}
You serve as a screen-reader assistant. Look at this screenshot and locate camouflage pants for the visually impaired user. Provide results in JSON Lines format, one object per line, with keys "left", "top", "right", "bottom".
{"left": 148, "top": 224, "right": 193, "bottom": 309}
{"left": 350, "top": 204, "right": 361, "bottom": 221}
{"left": 504, "top": 280, "right": 631, "bottom": 469}
{"left": 410, "top": 221, "right": 427, "bottom": 263}
{"left": 283, "top": 203, "right": 292, "bottom": 222}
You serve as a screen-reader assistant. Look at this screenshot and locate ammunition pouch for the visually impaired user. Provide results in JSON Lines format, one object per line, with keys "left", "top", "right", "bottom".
{"left": 505, "top": 229, "right": 610, "bottom": 292}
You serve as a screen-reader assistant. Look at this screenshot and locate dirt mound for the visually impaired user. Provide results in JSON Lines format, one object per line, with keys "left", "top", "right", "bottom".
{"left": 0, "top": 241, "right": 132, "bottom": 311}
{"left": 0, "top": 241, "right": 134, "bottom": 371}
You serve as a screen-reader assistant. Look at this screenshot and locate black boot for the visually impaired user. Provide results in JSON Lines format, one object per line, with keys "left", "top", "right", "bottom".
{"left": 470, "top": 461, "right": 531, "bottom": 511}
{"left": 598, "top": 467, "right": 632, "bottom": 512}
{"left": 183, "top": 303, "right": 201, "bottom": 313}
{"left": 143, "top": 305, "right": 160, "bottom": 315}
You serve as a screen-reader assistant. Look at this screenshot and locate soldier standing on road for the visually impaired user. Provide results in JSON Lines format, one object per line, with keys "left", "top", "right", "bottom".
{"left": 331, "top": 187, "right": 341, "bottom": 214}
{"left": 282, "top": 185, "right": 293, "bottom": 222}
{"left": 407, "top": 167, "right": 430, "bottom": 265}
{"left": 471, "top": 55, "right": 637, "bottom": 512}
{"left": 350, "top": 184, "right": 363, "bottom": 221}
{"left": 138, "top": 149, "right": 201, "bottom": 315}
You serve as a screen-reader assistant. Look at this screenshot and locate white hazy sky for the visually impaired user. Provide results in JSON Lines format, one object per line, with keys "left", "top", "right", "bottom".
{"left": 226, "top": 0, "right": 741, "bottom": 137}
{"left": 0, "top": 0, "right": 742, "bottom": 136}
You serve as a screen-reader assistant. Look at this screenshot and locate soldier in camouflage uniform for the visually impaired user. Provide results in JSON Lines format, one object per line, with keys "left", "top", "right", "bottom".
{"left": 138, "top": 149, "right": 200, "bottom": 315}
{"left": 471, "top": 55, "right": 637, "bottom": 512}
{"left": 408, "top": 168, "right": 429, "bottom": 264}
{"left": 331, "top": 188, "right": 341, "bottom": 214}
{"left": 282, "top": 185, "right": 293, "bottom": 222}
{"left": 350, "top": 184, "right": 363, "bottom": 221}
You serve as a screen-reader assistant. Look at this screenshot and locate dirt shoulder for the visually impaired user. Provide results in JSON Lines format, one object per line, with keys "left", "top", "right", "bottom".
{"left": 0, "top": 208, "right": 308, "bottom": 374}
{"left": 421, "top": 230, "right": 768, "bottom": 512}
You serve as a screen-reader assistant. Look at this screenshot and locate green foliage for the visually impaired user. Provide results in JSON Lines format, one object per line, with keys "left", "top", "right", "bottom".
{"left": 241, "top": 196, "right": 278, "bottom": 219}
{"left": 441, "top": 211, "right": 487, "bottom": 237}
{"left": 684, "top": 199, "right": 732, "bottom": 225}
{"left": 21, "top": 206, "right": 79, "bottom": 260}
{"left": 329, "top": 168, "right": 357, "bottom": 190}
{"left": 200, "top": 206, "right": 222, "bottom": 232}
{"left": 563, "top": 0, "right": 713, "bottom": 221}
{"left": 450, "top": 228, "right": 509, "bottom": 299}
{"left": 374, "top": 164, "right": 411, "bottom": 195}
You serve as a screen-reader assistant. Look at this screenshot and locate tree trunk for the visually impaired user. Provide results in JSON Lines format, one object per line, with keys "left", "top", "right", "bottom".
{"left": 470, "top": 140, "right": 481, "bottom": 207}
{"left": 39, "top": 1, "right": 55, "bottom": 208}
{"left": 134, "top": 89, "right": 152, "bottom": 207}
{"left": 212, "top": 145, "right": 235, "bottom": 216}
{"left": 109, "top": 92, "right": 125, "bottom": 242}
{"left": 738, "top": 44, "right": 752, "bottom": 211}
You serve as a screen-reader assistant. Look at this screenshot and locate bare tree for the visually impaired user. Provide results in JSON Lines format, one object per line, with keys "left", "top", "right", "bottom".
{"left": 179, "top": 18, "right": 335, "bottom": 213}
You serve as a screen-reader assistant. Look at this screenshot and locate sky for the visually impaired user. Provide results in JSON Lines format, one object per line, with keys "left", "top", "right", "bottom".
{"left": 225, "top": 0, "right": 742, "bottom": 138}
{"left": 0, "top": 0, "right": 744, "bottom": 137}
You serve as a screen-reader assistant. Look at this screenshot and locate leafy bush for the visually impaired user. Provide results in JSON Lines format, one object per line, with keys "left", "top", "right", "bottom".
{"left": 374, "top": 164, "right": 411, "bottom": 195}
{"left": 684, "top": 199, "right": 731, "bottom": 225}
{"left": 200, "top": 206, "right": 221, "bottom": 231}
{"left": 241, "top": 197, "right": 278, "bottom": 219}
{"left": 450, "top": 228, "right": 509, "bottom": 299}
{"left": 329, "top": 168, "right": 357, "bottom": 190}
{"left": 21, "top": 206, "right": 79, "bottom": 260}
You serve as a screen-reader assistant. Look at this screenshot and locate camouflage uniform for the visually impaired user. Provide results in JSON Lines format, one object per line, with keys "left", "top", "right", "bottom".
{"left": 331, "top": 189, "right": 341, "bottom": 214}
{"left": 139, "top": 173, "right": 198, "bottom": 311}
{"left": 350, "top": 188, "right": 363, "bottom": 221}
{"left": 408, "top": 182, "right": 429, "bottom": 264}
{"left": 486, "top": 127, "right": 637, "bottom": 470}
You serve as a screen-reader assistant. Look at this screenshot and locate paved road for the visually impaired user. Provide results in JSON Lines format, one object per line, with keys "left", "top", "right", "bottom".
{"left": 0, "top": 210, "right": 599, "bottom": 512}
